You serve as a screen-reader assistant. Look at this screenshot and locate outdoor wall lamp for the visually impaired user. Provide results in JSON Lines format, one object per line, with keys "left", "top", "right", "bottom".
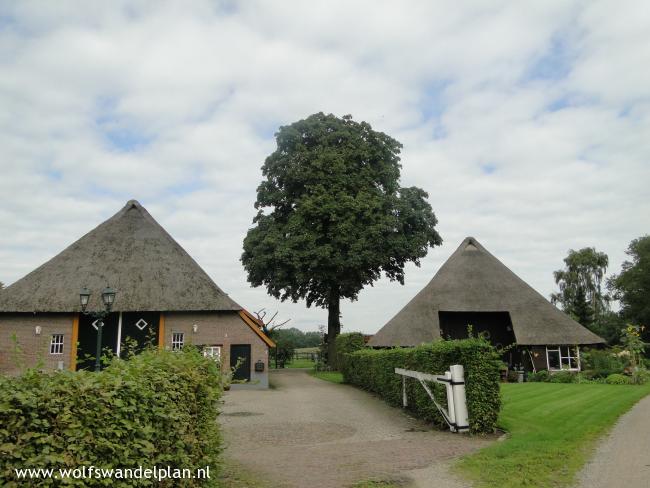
{"left": 192, "top": 324, "right": 199, "bottom": 333}
{"left": 79, "top": 285, "right": 117, "bottom": 372}
{"left": 34, "top": 325, "right": 42, "bottom": 336}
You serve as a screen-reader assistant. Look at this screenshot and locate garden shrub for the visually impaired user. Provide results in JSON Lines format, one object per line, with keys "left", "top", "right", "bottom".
{"left": 548, "top": 371, "right": 576, "bottom": 383}
{"left": 631, "top": 369, "right": 650, "bottom": 385}
{"left": 526, "top": 370, "right": 550, "bottom": 382}
{"left": 335, "top": 332, "right": 366, "bottom": 370}
{"left": 605, "top": 373, "right": 631, "bottom": 385}
{"left": 581, "top": 348, "right": 625, "bottom": 378}
{"left": 0, "top": 348, "right": 222, "bottom": 487}
{"left": 341, "top": 338, "right": 501, "bottom": 434}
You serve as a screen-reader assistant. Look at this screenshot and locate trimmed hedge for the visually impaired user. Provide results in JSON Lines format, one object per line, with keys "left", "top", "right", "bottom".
{"left": 341, "top": 339, "right": 501, "bottom": 434}
{"left": 0, "top": 348, "right": 222, "bottom": 487}
{"left": 335, "top": 332, "right": 366, "bottom": 368}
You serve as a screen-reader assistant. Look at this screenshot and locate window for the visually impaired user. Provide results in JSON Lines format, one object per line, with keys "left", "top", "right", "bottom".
{"left": 50, "top": 334, "right": 64, "bottom": 355}
{"left": 171, "top": 332, "right": 184, "bottom": 351}
{"left": 546, "top": 346, "right": 579, "bottom": 370}
{"left": 203, "top": 346, "right": 222, "bottom": 362}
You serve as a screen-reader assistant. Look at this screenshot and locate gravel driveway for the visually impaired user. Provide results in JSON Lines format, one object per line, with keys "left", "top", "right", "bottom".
{"left": 576, "top": 393, "right": 650, "bottom": 488}
{"left": 220, "top": 369, "right": 492, "bottom": 488}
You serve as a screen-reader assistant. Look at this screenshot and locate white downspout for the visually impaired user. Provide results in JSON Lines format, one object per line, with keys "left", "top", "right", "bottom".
{"left": 116, "top": 311, "right": 123, "bottom": 358}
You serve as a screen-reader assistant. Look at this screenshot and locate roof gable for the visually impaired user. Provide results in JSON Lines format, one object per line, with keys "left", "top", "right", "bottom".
{"left": 0, "top": 200, "right": 241, "bottom": 313}
{"left": 369, "top": 237, "right": 605, "bottom": 346}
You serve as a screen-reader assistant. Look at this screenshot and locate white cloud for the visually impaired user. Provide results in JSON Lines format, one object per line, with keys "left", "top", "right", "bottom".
{"left": 1, "top": 0, "right": 648, "bottom": 332}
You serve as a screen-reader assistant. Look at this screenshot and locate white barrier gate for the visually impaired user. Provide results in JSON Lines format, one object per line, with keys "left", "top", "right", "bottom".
{"left": 394, "top": 364, "right": 469, "bottom": 433}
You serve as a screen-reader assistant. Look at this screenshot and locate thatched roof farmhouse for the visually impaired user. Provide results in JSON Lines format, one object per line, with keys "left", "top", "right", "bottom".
{"left": 0, "top": 200, "right": 273, "bottom": 385}
{"left": 370, "top": 237, "right": 604, "bottom": 371}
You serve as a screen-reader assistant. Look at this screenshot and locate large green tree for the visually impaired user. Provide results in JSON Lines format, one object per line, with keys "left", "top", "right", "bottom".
{"left": 608, "top": 235, "right": 650, "bottom": 345}
{"left": 551, "top": 247, "right": 609, "bottom": 331}
{"left": 242, "top": 113, "right": 442, "bottom": 367}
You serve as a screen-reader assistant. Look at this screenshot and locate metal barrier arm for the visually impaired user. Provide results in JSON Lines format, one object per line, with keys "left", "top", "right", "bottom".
{"left": 395, "top": 366, "right": 469, "bottom": 433}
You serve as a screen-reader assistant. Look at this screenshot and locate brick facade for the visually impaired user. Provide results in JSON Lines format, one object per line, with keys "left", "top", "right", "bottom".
{"left": 0, "top": 313, "right": 75, "bottom": 375}
{"left": 0, "top": 311, "right": 271, "bottom": 387}
{"left": 163, "top": 311, "right": 270, "bottom": 388}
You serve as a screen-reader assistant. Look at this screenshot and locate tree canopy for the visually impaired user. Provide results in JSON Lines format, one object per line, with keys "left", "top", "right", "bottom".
{"left": 608, "top": 235, "right": 650, "bottom": 344}
{"left": 551, "top": 247, "right": 609, "bottom": 331}
{"left": 242, "top": 113, "right": 442, "bottom": 366}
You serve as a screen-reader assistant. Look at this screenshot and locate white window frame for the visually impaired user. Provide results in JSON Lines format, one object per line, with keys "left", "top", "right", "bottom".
{"left": 171, "top": 332, "right": 185, "bottom": 351}
{"left": 50, "top": 334, "right": 64, "bottom": 355}
{"left": 203, "top": 345, "right": 222, "bottom": 362}
{"left": 546, "top": 345, "right": 580, "bottom": 371}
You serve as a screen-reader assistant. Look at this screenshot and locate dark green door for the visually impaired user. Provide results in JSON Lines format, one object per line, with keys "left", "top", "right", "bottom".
{"left": 230, "top": 344, "right": 251, "bottom": 382}
{"left": 120, "top": 312, "right": 160, "bottom": 357}
{"left": 76, "top": 313, "right": 119, "bottom": 370}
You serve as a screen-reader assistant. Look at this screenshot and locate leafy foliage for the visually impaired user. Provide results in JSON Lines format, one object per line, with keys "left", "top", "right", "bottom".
{"left": 0, "top": 348, "right": 223, "bottom": 487}
{"left": 269, "top": 327, "right": 322, "bottom": 367}
{"left": 242, "top": 113, "right": 442, "bottom": 366}
{"left": 551, "top": 247, "right": 609, "bottom": 331}
{"left": 270, "top": 327, "right": 321, "bottom": 348}
{"left": 608, "top": 235, "right": 650, "bottom": 346}
{"left": 589, "top": 310, "right": 625, "bottom": 345}
{"left": 340, "top": 339, "right": 501, "bottom": 434}
{"left": 620, "top": 324, "right": 646, "bottom": 370}
{"left": 581, "top": 348, "right": 626, "bottom": 378}
{"left": 335, "top": 332, "right": 366, "bottom": 369}
{"left": 605, "top": 373, "right": 630, "bottom": 385}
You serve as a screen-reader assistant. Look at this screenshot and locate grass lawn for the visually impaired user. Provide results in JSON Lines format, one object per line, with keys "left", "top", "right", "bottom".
{"left": 457, "top": 382, "right": 650, "bottom": 488}
{"left": 309, "top": 370, "right": 344, "bottom": 384}
{"left": 285, "top": 358, "right": 316, "bottom": 368}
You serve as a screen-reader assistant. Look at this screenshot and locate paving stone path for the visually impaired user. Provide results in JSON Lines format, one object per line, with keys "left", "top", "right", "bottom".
{"left": 576, "top": 393, "right": 650, "bottom": 488}
{"left": 220, "top": 369, "right": 492, "bottom": 488}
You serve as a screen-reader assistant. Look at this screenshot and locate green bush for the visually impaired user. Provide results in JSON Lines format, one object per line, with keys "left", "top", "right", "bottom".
{"left": 631, "top": 369, "right": 650, "bottom": 385}
{"left": 341, "top": 338, "right": 501, "bottom": 434}
{"left": 0, "top": 348, "right": 222, "bottom": 487}
{"left": 335, "top": 332, "right": 366, "bottom": 370}
{"left": 548, "top": 371, "right": 576, "bottom": 383}
{"left": 605, "top": 373, "right": 631, "bottom": 385}
{"left": 581, "top": 348, "right": 626, "bottom": 378}
{"left": 526, "top": 370, "right": 550, "bottom": 382}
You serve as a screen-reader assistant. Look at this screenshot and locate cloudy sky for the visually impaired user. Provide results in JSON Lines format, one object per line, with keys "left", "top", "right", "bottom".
{"left": 1, "top": 1, "right": 648, "bottom": 333}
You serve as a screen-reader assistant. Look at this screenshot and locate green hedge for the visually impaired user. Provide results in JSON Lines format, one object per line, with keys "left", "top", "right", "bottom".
{"left": 335, "top": 332, "right": 366, "bottom": 368}
{"left": 341, "top": 339, "right": 501, "bottom": 434}
{"left": 0, "top": 348, "right": 222, "bottom": 487}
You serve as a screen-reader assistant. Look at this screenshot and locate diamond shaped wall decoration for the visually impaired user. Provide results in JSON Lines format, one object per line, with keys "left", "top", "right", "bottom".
{"left": 135, "top": 318, "right": 148, "bottom": 330}
{"left": 92, "top": 319, "right": 104, "bottom": 331}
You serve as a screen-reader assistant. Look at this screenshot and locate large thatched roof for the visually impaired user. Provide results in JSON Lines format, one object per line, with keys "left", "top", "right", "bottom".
{"left": 369, "top": 237, "right": 605, "bottom": 347}
{"left": 0, "top": 200, "right": 242, "bottom": 313}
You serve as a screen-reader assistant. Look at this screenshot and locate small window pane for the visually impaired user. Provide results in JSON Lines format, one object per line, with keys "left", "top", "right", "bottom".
{"left": 203, "top": 346, "right": 221, "bottom": 361}
{"left": 50, "top": 334, "right": 64, "bottom": 355}
{"left": 171, "top": 333, "right": 184, "bottom": 351}
{"left": 548, "top": 349, "right": 560, "bottom": 369}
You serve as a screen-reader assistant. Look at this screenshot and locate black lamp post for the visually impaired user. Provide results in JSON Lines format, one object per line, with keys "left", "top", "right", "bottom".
{"left": 79, "top": 285, "right": 117, "bottom": 371}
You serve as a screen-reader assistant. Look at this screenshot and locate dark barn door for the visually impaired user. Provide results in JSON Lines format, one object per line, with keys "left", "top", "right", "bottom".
{"left": 438, "top": 311, "right": 518, "bottom": 366}
{"left": 230, "top": 344, "right": 251, "bottom": 382}
{"left": 120, "top": 312, "right": 160, "bottom": 357}
{"left": 76, "top": 312, "right": 119, "bottom": 370}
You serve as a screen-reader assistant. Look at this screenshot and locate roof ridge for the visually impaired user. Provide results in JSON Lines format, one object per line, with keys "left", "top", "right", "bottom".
{"left": 0, "top": 200, "right": 241, "bottom": 313}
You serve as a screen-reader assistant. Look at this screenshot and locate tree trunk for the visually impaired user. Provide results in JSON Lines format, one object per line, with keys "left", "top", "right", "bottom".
{"left": 327, "top": 290, "right": 341, "bottom": 370}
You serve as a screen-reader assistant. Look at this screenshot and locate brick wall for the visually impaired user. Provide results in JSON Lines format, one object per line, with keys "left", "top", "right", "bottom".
{"left": 163, "top": 311, "right": 270, "bottom": 388}
{"left": 0, "top": 313, "right": 75, "bottom": 375}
